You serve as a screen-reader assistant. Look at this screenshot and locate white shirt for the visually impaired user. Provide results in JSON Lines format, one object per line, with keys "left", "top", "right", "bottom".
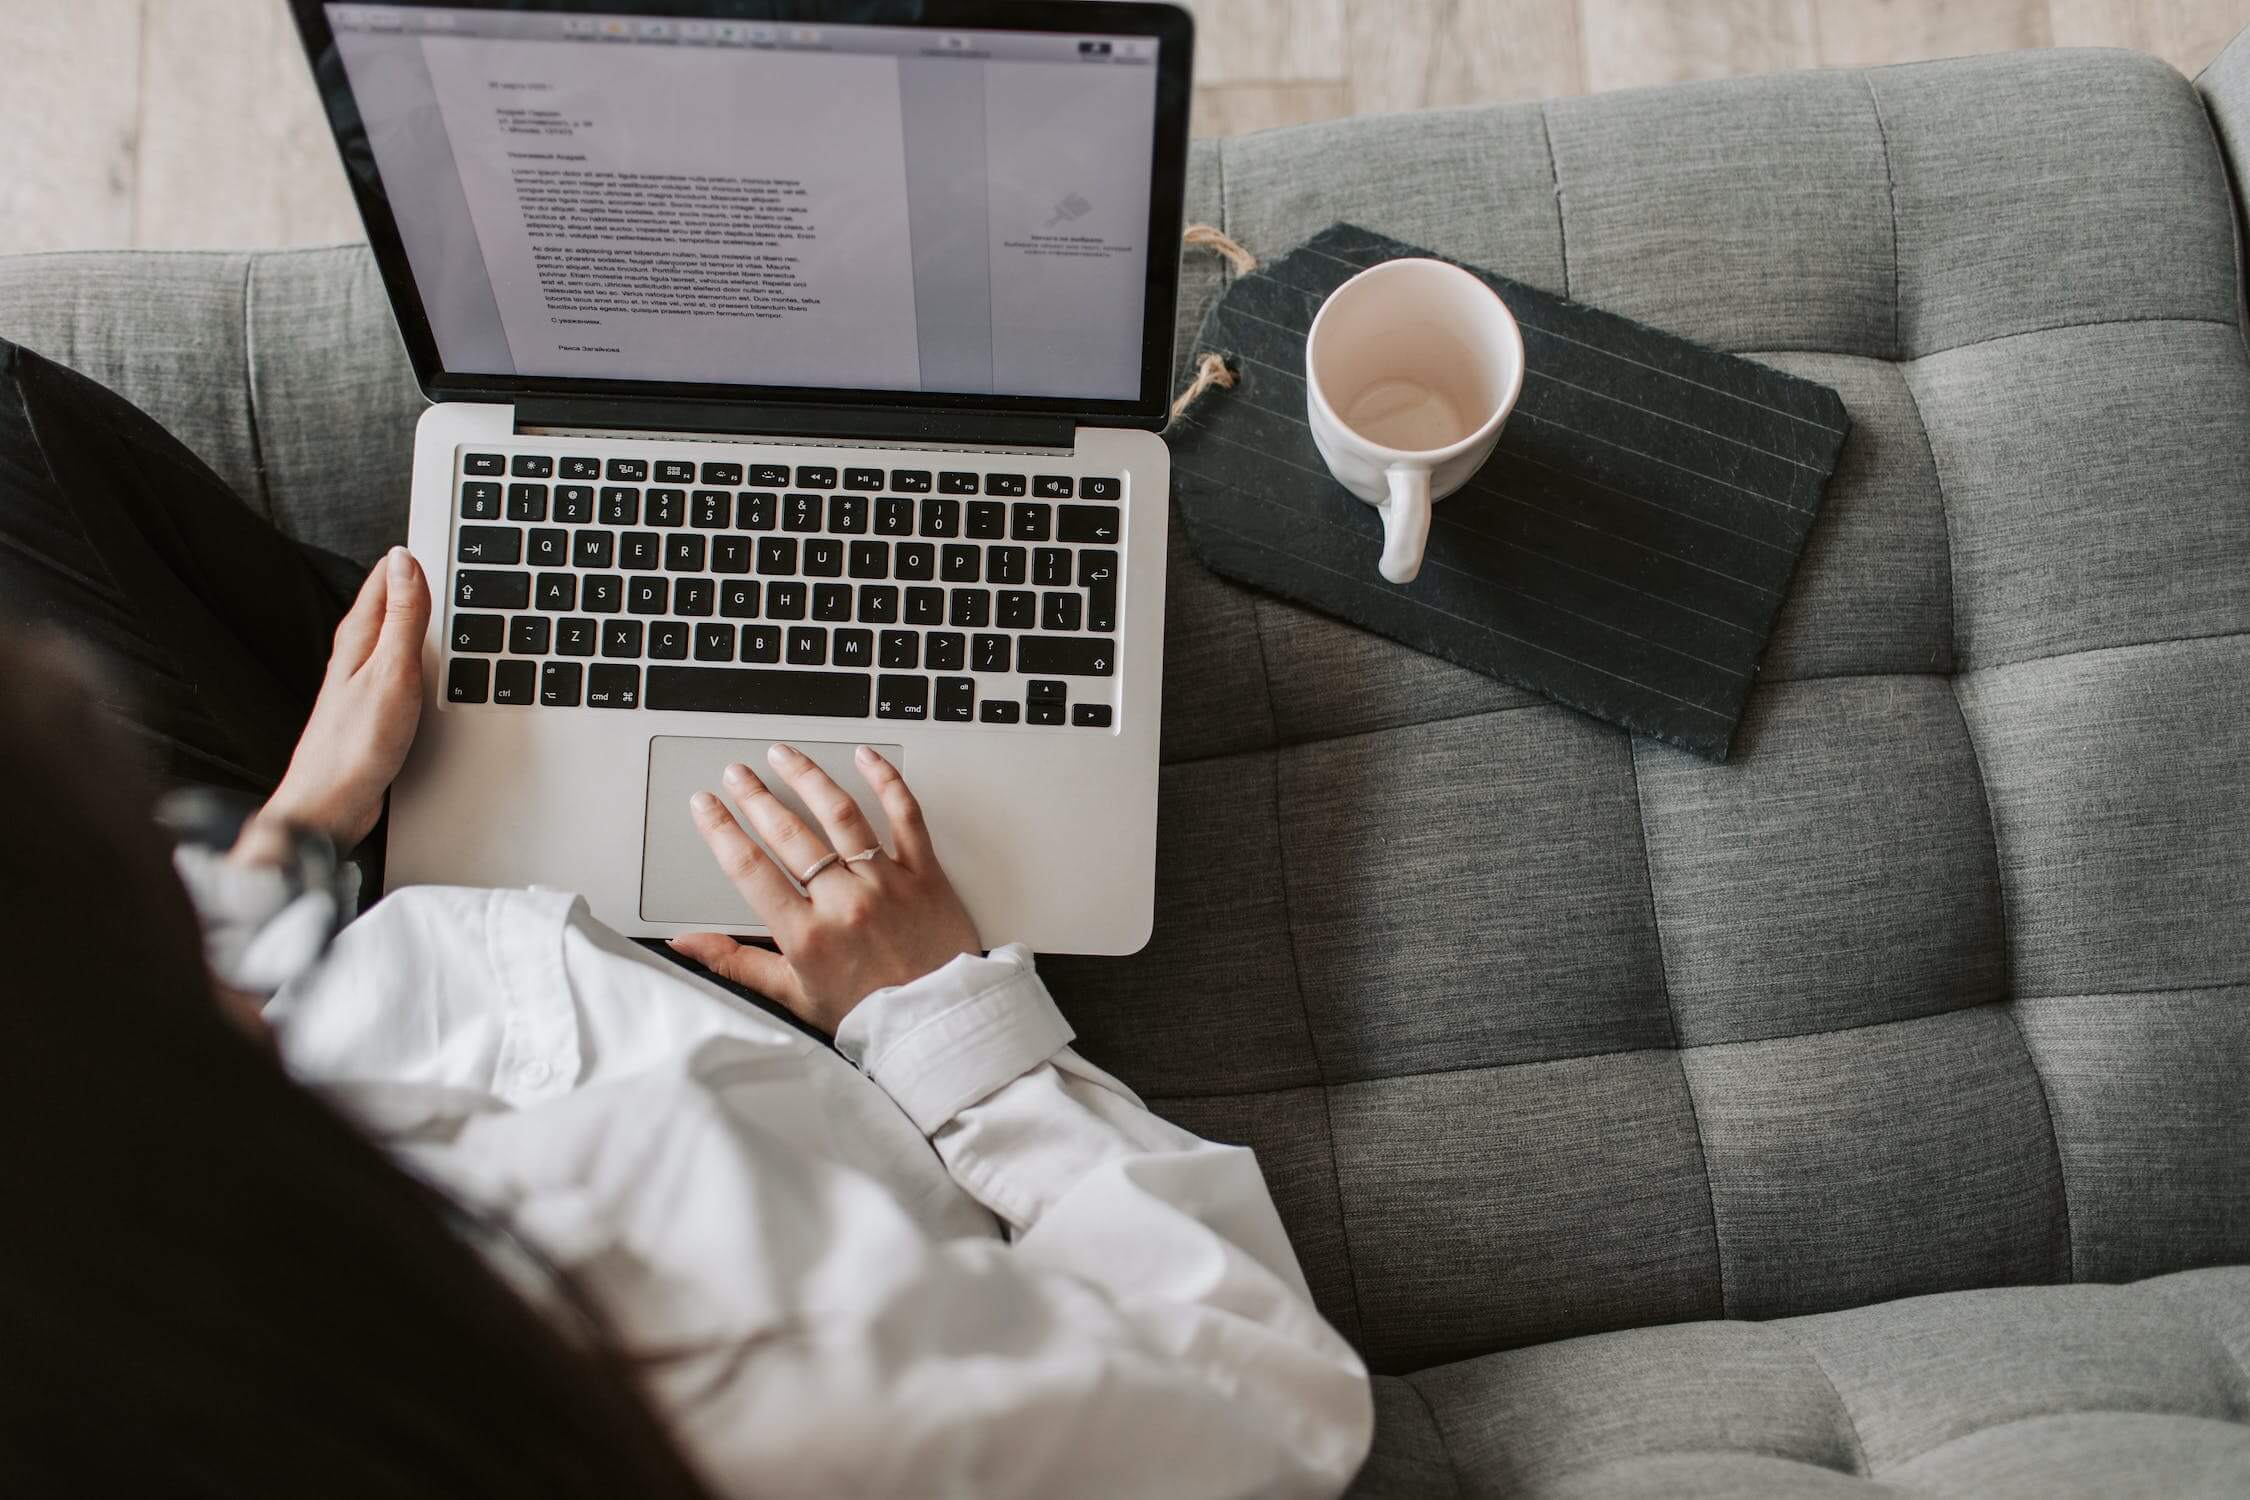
{"left": 260, "top": 886, "right": 1373, "bottom": 1500}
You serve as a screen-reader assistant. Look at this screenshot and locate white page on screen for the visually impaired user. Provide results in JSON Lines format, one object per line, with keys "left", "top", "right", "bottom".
{"left": 419, "top": 37, "right": 922, "bottom": 388}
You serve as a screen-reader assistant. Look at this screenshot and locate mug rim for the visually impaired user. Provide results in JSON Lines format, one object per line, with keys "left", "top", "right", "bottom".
{"left": 1304, "top": 256, "right": 1527, "bottom": 466}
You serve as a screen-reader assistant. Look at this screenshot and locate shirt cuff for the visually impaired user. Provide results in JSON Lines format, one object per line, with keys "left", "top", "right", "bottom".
{"left": 834, "top": 944, "right": 1073, "bottom": 1136}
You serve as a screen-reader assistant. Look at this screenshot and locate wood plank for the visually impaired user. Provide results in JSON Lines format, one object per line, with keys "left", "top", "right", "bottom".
{"left": 1346, "top": 0, "right": 1586, "bottom": 115}
{"left": 134, "top": 0, "right": 361, "bottom": 249}
{"left": 2048, "top": 0, "right": 2250, "bottom": 73}
{"left": 1811, "top": 0, "right": 2049, "bottom": 68}
{"left": 1193, "top": 81, "right": 1353, "bottom": 136}
{"left": 1579, "top": 0, "right": 1819, "bottom": 93}
{"left": 0, "top": 0, "right": 144, "bottom": 254}
{"left": 1187, "top": 0, "right": 1348, "bottom": 85}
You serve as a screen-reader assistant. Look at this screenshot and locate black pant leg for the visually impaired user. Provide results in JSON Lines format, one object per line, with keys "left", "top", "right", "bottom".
{"left": 0, "top": 339, "right": 360, "bottom": 799}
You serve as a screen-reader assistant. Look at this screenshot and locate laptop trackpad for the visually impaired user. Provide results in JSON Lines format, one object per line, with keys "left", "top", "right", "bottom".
{"left": 641, "top": 736, "right": 905, "bottom": 927}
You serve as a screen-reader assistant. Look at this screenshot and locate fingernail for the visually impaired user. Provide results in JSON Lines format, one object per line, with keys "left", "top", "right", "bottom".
{"left": 691, "top": 790, "right": 719, "bottom": 814}
{"left": 387, "top": 545, "right": 412, "bottom": 585}
{"left": 722, "top": 763, "right": 750, "bottom": 787}
{"left": 855, "top": 744, "right": 877, "bottom": 765}
{"left": 767, "top": 743, "right": 802, "bottom": 766}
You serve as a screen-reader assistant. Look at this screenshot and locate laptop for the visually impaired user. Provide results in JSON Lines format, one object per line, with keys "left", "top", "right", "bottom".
{"left": 292, "top": 1, "right": 1193, "bottom": 954}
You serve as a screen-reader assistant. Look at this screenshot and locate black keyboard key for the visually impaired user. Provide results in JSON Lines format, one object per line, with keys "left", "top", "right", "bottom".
{"left": 973, "top": 633, "right": 1012, "bottom": 673}
{"left": 739, "top": 492, "right": 778, "bottom": 532}
{"left": 655, "top": 460, "right": 695, "bottom": 484}
{"left": 803, "top": 539, "right": 844, "bottom": 578}
{"left": 1059, "top": 505, "right": 1120, "bottom": 544}
{"left": 675, "top": 579, "right": 715, "bottom": 617}
{"left": 938, "top": 471, "right": 979, "bottom": 495}
{"left": 784, "top": 494, "right": 824, "bottom": 533}
{"left": 666, "top": 534, "right": 707, "bottom": 572}
{"left": 1028, "top": 700, "right": 1066, "bottom": 726}
{"left": 843, "top": 467, "right": 884, "bottom": 491}
{"left": 1080, "top": 476, "right": 1121, "bottom": 501}
{"left": 554, "top": 485, "right": 594, "bottom": 524}
{"left": 574, "top": 530, "right": 615, "bottom": 568}
{"left": 528, "top": 528, "right": 567, "bottom": 568}
{"left": 766, "top": 581, "right": 807, "bottom": 619}
{"left": 692, "top": 491, "right": 730, "bottom": 529}
{"left": 926, "top": 632, "right": 966, "bottom": 672}
{"left": 758, "top": 538, "right": 799, "bottom": 576}
{"left": 606, "top": 458, "right": 648, "bottom": 481}
{"left": 1042, "top": 592, "right": 1083, "bottom": 632}
{"left": 833, "top": 628, "right": 873, "bottom": 668}
{"left": 904, "top": 587, "right": 944, "bottom": 626}
{"left": 1081, "top": 549, "right": 1119, "bottom": 632}
{"left": 541, "top": 661, "right": 583, "bottom": 706}
{"left": 980, "top": 700, "right": 1021, "bottom": 723}
{"left": 876, "top": 675, "right": 929, "bottom": 720}
{"left": 447, "top": 658, "right": 489, "bottom": 702}
{"left": 831, "top": 495, "right": 868, "bottom": 534}
{"left": 812, "top": 583, "right": 853, "bottom": 622}
{"left": 857, "top": 584, "right": 899, "bottom": 623}
{"left": 786, "top": 627, "right": 827, "bottom": 666}
{"left": 712, "top": 535, "right": 752, "bottom": 574}
{"left": 896, "top": 542, "right": 935, "bottom": 581}
{"left": 511, "top": 454, "right": 553, "bottom": 478}
{"left": 1077, "top": 548, "right": 1120, "bottom": 586}
{"left": 1027, "top": 679, "right": 1067, "bottom": 703}
{"left": 1011, "top": 503, "right": 1052, "bottom": 541}
{"left": 587, "top": 663, "right": 640, "bottom": 709}
{"left": 701, "top": 461, "right": 744, "bottom": 486}
{"left": 582, "top": 574, "right": 622, "bottom": 614}
{"left": 721, "top": 580, "right": 761, "bottom": 618}
{"left": 1019, "top": 636, "right": 1116, "bottom": 676}
{"left": 649, "top": 621, "right": 690, "bottom": 660}
{"left": 510, "top": 616, "right": 550, "bottom": 655}
{"left": 560, "top": 456, "right": 601, "bottom": 481}
{"left": 694, "top": 623, "right": 735, "bottom": 661}
{"left": 749, "top": 463, "right": 790, "bottom": 487}
{"left": 602, "top": 620, "right": 643, "bottom": 658}
{"left": 463, "top": 452, "right": 504, "bottom": 476}
{"left": 741, "top": 625, "right": 782, "bottom": 664}
{"left": 460, "top": 481, "right": 502, "bottom": 519}
{"left": 457, "top": 525, "right": 520, "bottom": 565}
{"left": 794, "top": 465, "right": 837, "bottom": 489}
{"left": 984, "top": 473, "right": 1027, "bottom": 497}
{"left": 628, "top": 577, "right": 668, "bottom": 615}
{"left": 998, "top": 589, "right": 1036, "bottom": 629}
{"left": 849, "top": 540, "right": 889, "bottom": 579}
{"left": 879, "top": 630, "right": 919, "bottom": 670}
{"left": 507, "top": 483, "right": 548, "bottom": 522}
{"left": 890, "top": 469, "right": 932, "bottom": 492}
{"left": 620, "top": 532, "right": 660, "bottom": 571}
{"left": 647, "top": 665, "right": 870, "bottom": 718}
{"left": 966, "top": 501, "right": 1007, "bottom": 540}
{"left": 936, "top": 677, "right": 975, "bottom": 722}
{"left": 556, "top": 618, "right": 597, "bottom": 657}
{"left": 941, "top": 545, "right": 981, "bottom": 583}
{"left": 875, "top": 497, "right": 915, "bottom": 536}
{"left": 493, "top": 658, "right": 536, "bottom": 704}
{"left": 1072, "top": 703, "right": 1114, "bottom": 728}
{"left": 1032, "top": 475, "right": 1073, "bottom": 499}
{"left": 600, "top": 487, "right": 640, "bottom": 525}
{"left": 988, "top": 545, "right": 1027, "bottom": 585}
{"left": 1034, "top": 548, "right": 1071, "bottom": 587}
{"left": 919, "top": 498, "right": 959, "bottom": 537}
{"left": 646, "top": 488, "right": 686, "bottom": 527}
{"left": 455, "top": 570, "right": 530, "bottom": 610}
{"left": 950, "top": 589, "right": 991, "bottom": 629}
{"left": 450, "top": 612, "right": 505, "bottom": 652}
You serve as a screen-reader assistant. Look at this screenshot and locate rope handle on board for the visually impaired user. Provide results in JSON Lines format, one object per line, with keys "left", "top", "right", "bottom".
{"left": 1170, "top": 224, "right": 1261, "bottom": 418}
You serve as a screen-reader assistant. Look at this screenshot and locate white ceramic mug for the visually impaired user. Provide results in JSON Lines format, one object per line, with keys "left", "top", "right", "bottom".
{"left": 1305, "top": 258, "right": 1525, "bottom": 583}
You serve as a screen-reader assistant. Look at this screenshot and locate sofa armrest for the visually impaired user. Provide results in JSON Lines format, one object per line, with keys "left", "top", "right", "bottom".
{"left": 2196, "top": 25, "right": 2250, "bottom": 332}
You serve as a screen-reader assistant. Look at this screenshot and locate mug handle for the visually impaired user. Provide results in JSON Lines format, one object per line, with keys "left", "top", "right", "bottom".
{"left": 1378, "top": 465, "right": 1433, "bottom": 584}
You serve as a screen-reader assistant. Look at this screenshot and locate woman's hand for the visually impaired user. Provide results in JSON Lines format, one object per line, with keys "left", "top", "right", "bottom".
{"left": 668, "top": 744, "right": 982, "bottom": 1034}
{"left": 260, "top": 546, "right": 430, "bottom": 848}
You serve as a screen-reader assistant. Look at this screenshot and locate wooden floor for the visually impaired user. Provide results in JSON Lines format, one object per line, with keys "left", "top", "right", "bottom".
{"left": 4, "top": 0, "right": 2248, "bottom": 255}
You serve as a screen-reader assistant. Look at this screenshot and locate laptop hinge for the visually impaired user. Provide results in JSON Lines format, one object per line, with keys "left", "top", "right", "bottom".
{"left": 512, "top": 395, "right": 1077, "bottom": 450}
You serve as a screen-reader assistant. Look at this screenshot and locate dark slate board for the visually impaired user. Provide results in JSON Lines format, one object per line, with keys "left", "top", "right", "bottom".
{"left": 1169, "top": 224, "right": 1850, "bottom": 761}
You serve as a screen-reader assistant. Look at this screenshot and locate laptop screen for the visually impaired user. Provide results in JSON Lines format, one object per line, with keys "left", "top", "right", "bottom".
{"left": 317, "top": 4, "right": 1183, "bottom": 410}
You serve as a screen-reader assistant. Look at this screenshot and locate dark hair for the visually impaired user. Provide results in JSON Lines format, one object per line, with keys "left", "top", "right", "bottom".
{"left": 0, "top": 634, "right": 716, "bottom": 1499}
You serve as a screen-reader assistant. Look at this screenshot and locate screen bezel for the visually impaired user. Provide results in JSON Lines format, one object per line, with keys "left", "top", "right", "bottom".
{"left": 289, "top": 0, "right": 1194, "bottom": 429}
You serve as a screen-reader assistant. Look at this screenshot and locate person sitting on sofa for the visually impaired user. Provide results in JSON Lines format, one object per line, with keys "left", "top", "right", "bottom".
{"left": 0, "top": 337, "right": 1373, "bottom": 1497}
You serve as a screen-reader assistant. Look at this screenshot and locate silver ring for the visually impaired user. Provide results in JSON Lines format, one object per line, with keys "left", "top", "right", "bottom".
{"left": 844, "top": 847, "right": 883, "bottom": 865}
{"left": 796, "top": 852, "right": 842, "bottom": 884}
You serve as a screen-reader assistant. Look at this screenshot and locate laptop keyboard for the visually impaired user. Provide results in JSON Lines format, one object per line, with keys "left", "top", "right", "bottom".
{"left": 442, "top": 448, "right": 1125, "bottom": 728}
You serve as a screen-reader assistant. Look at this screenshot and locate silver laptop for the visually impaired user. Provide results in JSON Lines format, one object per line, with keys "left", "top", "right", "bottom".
{"left": 295, "top": 1, "right": 1194, "bottom": 954}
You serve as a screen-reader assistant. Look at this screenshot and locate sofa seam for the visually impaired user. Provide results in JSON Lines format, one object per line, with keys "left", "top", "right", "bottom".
{"left": 1628, "top": 739, "right": 1728, "bottom": 1318}
{"left": 1773, "top": 1325, "right": 1874, "bottom": 1478}
{"left": 1864, "top": 70, "right": 1904, "bottom": 361}
{"left": 239, "top": 255, "right": 275, "bottom": 524}
{"left": 1538, "top": 100, "right": 1570, "bottom": 301}
{"left": 1401, "top": 1371, "right": 1468, "bottom": 1500}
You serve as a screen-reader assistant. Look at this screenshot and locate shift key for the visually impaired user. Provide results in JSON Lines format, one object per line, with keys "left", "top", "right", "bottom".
{"left": 1016, "top": 635, "right": 1116, "bottom": 676}
{"left": 454, "top": 569, "right": 531, "bottom": 610}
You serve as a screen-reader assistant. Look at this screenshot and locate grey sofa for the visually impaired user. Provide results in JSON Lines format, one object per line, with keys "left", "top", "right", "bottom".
{"left": 8, "top": 31, "right": 2250, "bottom": 1500}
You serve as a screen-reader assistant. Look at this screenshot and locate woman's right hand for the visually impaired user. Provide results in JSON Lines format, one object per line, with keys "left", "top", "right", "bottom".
{"left": 667, "top": 743, "right": 983, "bottom": 1035}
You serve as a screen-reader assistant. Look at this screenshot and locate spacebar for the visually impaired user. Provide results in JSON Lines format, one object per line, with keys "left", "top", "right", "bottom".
{"left": 646, "top": 665, "right": 871, "bottom": 718}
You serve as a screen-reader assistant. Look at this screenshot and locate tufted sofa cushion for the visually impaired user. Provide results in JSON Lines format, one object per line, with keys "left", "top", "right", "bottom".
{"left": 4, "top": 35, "right": 2248, "bottom": 1500}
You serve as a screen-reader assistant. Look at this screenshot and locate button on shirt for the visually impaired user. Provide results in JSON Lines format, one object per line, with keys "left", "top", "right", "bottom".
{"left": 257, "top": 887, "right": 1373, "bottom": 1499}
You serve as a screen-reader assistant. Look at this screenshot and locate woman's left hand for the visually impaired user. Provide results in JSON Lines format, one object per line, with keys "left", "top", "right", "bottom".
{"left": 261, "top": 546, "right": 430, "bottom": 848}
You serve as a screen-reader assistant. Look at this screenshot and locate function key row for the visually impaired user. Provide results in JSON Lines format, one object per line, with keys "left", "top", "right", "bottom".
{"left": 469, "top": 455, "right": 1117, "bottom": 501}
